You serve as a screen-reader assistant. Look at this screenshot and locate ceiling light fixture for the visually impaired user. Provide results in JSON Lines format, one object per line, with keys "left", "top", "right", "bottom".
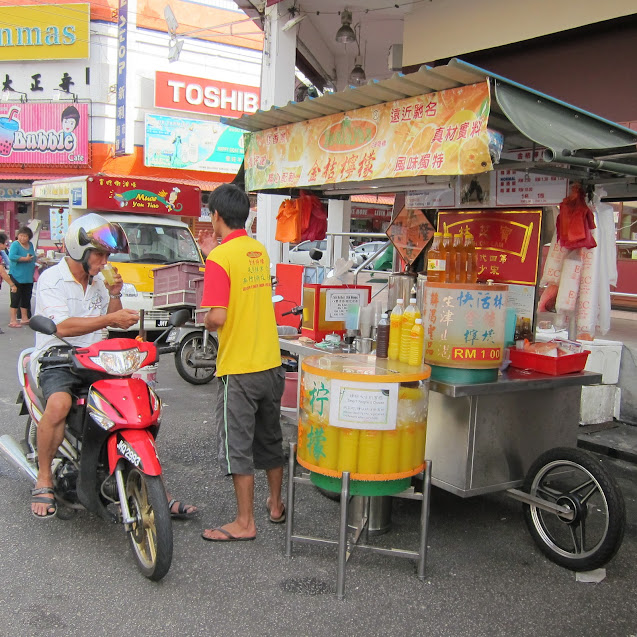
{"left": 335, "top": 8, "right": 356, "bottom": 44}
{"left": 348, "top": 24, "right": 366, "bottom": 87}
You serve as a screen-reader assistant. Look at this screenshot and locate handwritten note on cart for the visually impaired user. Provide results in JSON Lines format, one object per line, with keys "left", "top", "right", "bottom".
{"left": 328, "top": 380, "right": 398, "bottom": 430}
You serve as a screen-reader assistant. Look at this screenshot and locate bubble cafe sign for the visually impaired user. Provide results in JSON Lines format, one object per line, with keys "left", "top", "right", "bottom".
{"left": 0, "top": 103, "right": 90, "bottom": 167}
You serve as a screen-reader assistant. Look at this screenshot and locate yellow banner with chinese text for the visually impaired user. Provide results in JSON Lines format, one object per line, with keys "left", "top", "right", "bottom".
{"left": 245, "top": 81, "right": 492, "bottom": 191}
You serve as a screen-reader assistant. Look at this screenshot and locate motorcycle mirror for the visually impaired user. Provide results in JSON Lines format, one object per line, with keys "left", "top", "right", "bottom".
{"left": 28, "top": 315, "right": 57, "bottom": 335}
{"left": 272, "top": 294, "right": 284, "bottom": 304}
{"left": 168, "top": 308, "right": 191, "bottom": 328}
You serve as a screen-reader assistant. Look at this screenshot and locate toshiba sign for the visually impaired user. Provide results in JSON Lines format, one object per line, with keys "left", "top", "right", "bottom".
{"left": 155, "top": 71, "right": 260, "bottom": 118}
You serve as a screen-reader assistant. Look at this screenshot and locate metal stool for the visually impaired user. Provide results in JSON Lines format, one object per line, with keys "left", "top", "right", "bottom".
{"left": 284, "top": 442, "right": 432, "bottom": 600}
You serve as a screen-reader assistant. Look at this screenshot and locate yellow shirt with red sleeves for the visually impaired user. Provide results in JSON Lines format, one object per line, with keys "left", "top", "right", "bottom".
{"left": 200, "top": 229, "right": 281, "bottom": 377}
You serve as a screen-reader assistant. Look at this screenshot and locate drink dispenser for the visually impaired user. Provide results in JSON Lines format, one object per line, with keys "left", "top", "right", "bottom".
{"left": 297, "top": 354, "right": 431, "bottom": 496}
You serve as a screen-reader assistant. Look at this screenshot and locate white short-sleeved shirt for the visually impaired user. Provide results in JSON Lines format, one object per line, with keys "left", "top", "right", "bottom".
{"left": 31, "top": 257, "right": 110, "bottom": 376}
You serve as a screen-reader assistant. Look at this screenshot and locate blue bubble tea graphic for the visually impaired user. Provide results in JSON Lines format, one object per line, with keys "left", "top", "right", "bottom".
{"left": 0, "top": 108, "right": 20, "bottom": 156}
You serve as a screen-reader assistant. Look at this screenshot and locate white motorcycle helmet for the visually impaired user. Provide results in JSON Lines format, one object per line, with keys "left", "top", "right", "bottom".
{"left": 65, "top": 213, "right": 129, "bottom": 273}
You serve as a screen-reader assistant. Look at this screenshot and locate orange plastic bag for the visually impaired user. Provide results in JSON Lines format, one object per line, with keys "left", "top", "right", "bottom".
{"left": 275, "top": 199, "right": 301, "bottom": 243}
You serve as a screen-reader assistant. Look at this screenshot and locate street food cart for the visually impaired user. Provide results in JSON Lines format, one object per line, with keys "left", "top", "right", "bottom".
{"left": 228, "top": 59, "right": 635, "bottom": 591}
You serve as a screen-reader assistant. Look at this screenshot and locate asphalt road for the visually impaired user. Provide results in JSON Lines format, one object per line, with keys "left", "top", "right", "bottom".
{"left": 0, "top": 286, "right": 635, "bottom": 637}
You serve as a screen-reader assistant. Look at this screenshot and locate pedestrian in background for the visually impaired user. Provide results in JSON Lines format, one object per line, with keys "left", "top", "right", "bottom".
{"left": 200, "top": 183, "right": 286, "bottom": 542}
{"left": 0, "top": 232, "right": 17, "bottom": 334}
{"left": 8, "top": 226, "right": 36, "bottom": 328}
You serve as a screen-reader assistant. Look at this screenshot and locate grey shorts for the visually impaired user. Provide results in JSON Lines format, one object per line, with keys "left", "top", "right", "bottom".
{"left": 214, "top": 366, "right": 285, "bottom": 475}
{"left": 39, "top": 366, "right": 83, "bottom": 402}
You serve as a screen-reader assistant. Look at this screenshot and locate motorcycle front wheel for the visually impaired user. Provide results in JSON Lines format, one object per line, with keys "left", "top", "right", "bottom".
{"left": 174, "top": 331, "right": 217, "bottom": 385}
{"left": 125, "top": 468, "right": 173, "bottom": 581}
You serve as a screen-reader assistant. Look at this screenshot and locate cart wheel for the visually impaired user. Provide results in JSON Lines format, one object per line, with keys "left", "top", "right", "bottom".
{"left": 522, "top": 447, "right": 625, "bottom": 571}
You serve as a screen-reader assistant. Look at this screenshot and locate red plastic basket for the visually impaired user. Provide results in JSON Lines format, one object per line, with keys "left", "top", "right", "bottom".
{"left": 508, "top": 348, "right": 590, "bottom": 376}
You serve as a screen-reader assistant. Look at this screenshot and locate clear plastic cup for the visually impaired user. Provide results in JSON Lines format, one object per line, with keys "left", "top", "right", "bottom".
{"left": 101, "top": 264, "right": 116, "bottom": 286}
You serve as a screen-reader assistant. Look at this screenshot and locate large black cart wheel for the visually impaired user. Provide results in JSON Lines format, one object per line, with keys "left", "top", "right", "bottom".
{"left": 125, "top": 468, "right": 173, "bottom": 581}
{"left": 174, "top": 331, "right": 217, "bottom": 385}
{"left": 522, "top": 447, "right": 625, "bottom": 571}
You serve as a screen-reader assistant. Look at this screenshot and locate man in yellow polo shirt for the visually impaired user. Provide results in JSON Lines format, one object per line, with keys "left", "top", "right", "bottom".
{"left": 200, "top": 184, "right": 285, "bottom": 542}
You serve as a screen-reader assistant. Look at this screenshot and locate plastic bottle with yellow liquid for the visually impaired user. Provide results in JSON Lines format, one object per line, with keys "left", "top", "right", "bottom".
{"left": 357, "top": 429, "right": 382, "bottom": 474}
{"left": 465, "top": 230, "right": 477, "bottom": 283}
{"left": 408, "top": 318, "right": 424, "bottom": 366}
{"left": 426, "top": 232, "right": 446, "bottom": 282}
{"left": 387, "top": 298, "right": 404, "bottom": 361}
{"left": 337, "top": 428, "right": 360, "bottom": 473}
{"left": 442, "top": 231, "right": 454, "bottom": 283}
{"left": 318, "top": 424, "right": 340, "bottom": 471}
{"left": 399, "top": 297, "right": 420, "bottom": 364}
{"left": 379, "top": 429, "right": 400, "bottom": 474}
{"left": 452, "top": 233, "right": 466, "bottom": 283}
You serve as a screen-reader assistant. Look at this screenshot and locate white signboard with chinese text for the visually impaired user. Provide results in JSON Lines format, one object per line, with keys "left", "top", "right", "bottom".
{"left": 328, "top": 380, "right": 398, "bottom": 430}
{"left": 325, "top": 289, "right": 368, "bottom": 321}
{"left": 496, "top": 149, "right": 568, "bottom": 206}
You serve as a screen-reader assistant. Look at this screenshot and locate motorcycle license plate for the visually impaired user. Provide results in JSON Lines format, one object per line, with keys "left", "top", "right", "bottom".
{"left": 155, "top": 319, "right": 168, "bottom": 327}
{"left": 166, "top": 328, "right": 177, "bottom": 343}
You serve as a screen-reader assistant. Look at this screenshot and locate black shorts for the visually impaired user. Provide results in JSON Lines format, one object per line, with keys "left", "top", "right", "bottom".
{"left": 214, "top": 366, "right": 285, "bottom": 475}
{"left": 39, "top": 365, "right": 82, "bottom": 402}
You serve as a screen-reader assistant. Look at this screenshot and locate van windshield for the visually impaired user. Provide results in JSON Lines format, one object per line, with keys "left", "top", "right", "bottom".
{"left": 108, "top": 222, "right": 202, "bottom": 264}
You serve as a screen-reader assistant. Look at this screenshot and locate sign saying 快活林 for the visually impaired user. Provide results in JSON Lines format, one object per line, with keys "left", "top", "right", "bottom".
{"left": 0, "top": 4, "right": 90, "bottom": 61}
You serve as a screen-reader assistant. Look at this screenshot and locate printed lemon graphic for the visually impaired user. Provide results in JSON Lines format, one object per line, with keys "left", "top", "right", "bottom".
{"left": 288, "top": 130, "right": 304, "bottom": 162}
{"left": 405, "top": 122, "right": 436, "bottom": 156}
{"left": 458, "top": 136, "right": 491, "bottom": 174}
{"left": 445, "top": 109, "right": 478, "bottom": 127}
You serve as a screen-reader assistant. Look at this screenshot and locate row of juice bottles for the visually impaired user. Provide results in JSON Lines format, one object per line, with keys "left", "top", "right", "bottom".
{"left": 426, "top": 228, "right": 478, "bottom": 284}
{"left": 298, "top": 415, "right": 427, "bottom": 475}
{"left": 377, "top": 296, "right": 424, "bottom": 366}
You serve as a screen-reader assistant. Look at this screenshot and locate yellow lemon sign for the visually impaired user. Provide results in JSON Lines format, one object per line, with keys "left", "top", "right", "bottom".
{"left": 0, "top": 4, "right": 90, "bottom": 61}
{"left": 245, "top": 81, "right": 492, "bottom": 191}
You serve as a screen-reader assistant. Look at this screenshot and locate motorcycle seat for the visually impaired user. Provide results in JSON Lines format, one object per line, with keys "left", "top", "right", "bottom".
{"left": 23, "top": 354, "right": 47, "bottom": 412}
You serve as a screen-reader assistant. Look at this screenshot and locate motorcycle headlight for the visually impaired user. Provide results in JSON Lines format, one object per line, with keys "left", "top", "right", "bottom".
{"left": 121, "top": 283, "right": 138, "bottom": 297}
{"left": 89, "top": 348, "right": 148, "bottom": 375}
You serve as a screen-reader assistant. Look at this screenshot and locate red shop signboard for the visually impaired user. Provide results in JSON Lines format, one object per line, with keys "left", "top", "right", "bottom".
{"left": 86, "top": 176, "right": 201, "bottom": 217}
{"left": 438, "top": 209, "right": 542, "bottom": 285}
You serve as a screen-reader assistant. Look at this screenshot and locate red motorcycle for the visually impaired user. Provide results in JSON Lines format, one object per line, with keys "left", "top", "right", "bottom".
{"left": 0, "top": 309, "right": 190, "bottom": 581}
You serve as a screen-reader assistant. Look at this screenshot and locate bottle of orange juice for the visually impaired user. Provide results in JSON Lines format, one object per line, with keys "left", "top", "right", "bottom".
{"left": 426, "top": 232, "right": 445, "bottom": 282}
{"left": 442, "top": 231, "right": 453, "bottom": 283}
{"left": 337, "top": 428, "right": 360, "bottom": 473}
{"left": 408, "top": 318, "right": 424, "bottom": 366}
{"left": 452, "top": 233, "right": 465, "bottom": 283}
{"left": 388, "top": 298, "right": 404, "bottom": 361}
{"left": 465, "top": 230, "right": 477, "bottom": 283}
{"left": 357, "top": 429, "right": 382, "bottom": 474}
{"left": 399, "top": 297, "right": 420, "bottom": 364}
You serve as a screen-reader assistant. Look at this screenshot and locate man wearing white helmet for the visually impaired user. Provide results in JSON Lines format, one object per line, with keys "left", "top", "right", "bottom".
{"left": 29, "top": 213, "right": 141, "bottom": 517}
{"left": 30, "top": 213, "right": 197, "bottom": 519}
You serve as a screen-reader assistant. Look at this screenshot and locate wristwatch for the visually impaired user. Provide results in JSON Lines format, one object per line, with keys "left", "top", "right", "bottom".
{"left": 109, "top": 293, "right": 122, "bottom": 299}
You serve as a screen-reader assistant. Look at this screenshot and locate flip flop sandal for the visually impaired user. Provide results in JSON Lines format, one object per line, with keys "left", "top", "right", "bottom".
{"left": 8, "top": 323, "right": 22, "bottom": 328}
{"left": 31, "top": 487, "right": 57, "bottom": 520}
{"left": 168, "top": 498, "right": 197, "bottom": 519}
{"left": 266, "top": 499, "right": 286, "bottom": 524}
{"left": 201, "top": 527, "right": 256, "bottom": 542}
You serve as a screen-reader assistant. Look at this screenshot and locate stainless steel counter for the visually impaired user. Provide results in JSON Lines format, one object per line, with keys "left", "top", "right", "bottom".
{"left": 430, "top": 369, "right": 602, "bottom": 397}
{"left": 279, "top": 339, "right": 600, "bottom": 498}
